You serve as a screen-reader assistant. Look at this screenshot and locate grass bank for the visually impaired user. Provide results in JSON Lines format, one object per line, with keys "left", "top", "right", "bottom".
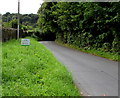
{"left": 0, "top": 42, "right": 2, "bottom": 97}
{"left": 55, "top": 41, "right": 119, "bottom": 62}
{"left": 2, "top": 38, "right": 80, "bottom": 96}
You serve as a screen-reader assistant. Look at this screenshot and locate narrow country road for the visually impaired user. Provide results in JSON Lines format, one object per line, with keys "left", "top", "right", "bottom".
{"left": 39, "top": 41, "right": 118, "bottom": 96}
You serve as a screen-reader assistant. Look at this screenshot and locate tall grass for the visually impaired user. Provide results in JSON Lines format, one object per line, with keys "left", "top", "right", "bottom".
{"left": 2, "top": 38, "right": 80, "bottom": 96}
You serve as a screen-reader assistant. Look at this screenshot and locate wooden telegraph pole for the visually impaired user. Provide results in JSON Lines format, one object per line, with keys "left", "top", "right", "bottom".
{"left": 17, "top": 0, "right": 20, "bottom": 39}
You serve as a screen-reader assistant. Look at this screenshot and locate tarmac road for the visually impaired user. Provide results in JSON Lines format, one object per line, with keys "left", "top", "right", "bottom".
{"left": 40, "top": 41, "right": 118, "bottom": 96}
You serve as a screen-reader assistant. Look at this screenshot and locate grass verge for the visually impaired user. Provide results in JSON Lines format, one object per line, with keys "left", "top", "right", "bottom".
{"left": 2, "top": 38, "right": 80, "bottom": 96}
{"left": 0, "top": 42, "right": 2, "bottom": 97}
{"left": 55, "top": 41, "right": 119, "bottom": 62}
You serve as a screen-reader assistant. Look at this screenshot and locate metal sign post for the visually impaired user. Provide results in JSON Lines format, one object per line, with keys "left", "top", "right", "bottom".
{"left": 17, "top": 0, "right": 20, "bottom": 39}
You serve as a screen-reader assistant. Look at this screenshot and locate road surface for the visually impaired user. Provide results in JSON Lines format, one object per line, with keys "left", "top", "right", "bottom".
{"left": 40, "top": 41, "right": 118, "bottom": 96}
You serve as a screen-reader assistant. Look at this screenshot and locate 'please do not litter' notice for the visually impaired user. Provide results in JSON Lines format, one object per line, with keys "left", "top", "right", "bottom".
{"left": 21, "top": 39, "right": 30, "bottom": 46}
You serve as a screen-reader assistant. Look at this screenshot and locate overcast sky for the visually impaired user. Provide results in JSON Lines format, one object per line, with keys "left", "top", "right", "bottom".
{"left": 0, "top": 0, "right": 43, "bottom": 15}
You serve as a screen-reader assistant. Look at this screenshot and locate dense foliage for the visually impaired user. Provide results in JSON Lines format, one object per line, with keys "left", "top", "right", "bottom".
{"left": 2, "top": 38, "right": 79, "bottom": 96}
{"left": 37, "top": 2, "right": 120, "bottom": 54}
{"left": 2, "top": 12, "right": 38, "bottom": 30}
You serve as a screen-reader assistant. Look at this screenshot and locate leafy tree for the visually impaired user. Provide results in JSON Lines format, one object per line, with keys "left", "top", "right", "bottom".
{"left": 9, "top": 19, "right": 17, "bottom": 28}
{"left": 37, "top": 2, "right": 120, "bottom": 53}
{"left": 2, "top": 12, "right": 39, "bottom": 32}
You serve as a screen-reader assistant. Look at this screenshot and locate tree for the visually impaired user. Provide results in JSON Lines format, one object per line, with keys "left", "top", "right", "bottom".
{"left": 9, "top": 19, "right": 17, "bottom": 28}
{"left": 37, "top": 2, "right": 120, "bottom": 53}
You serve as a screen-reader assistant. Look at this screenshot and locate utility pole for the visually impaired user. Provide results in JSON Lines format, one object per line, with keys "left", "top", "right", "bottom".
{"left": 17, "top": 0, "right": 20, "bottom": 39}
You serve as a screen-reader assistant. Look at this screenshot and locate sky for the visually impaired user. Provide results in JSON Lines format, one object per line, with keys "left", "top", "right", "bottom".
{"left": 0, "top": 0, "right": 43, "bottom": 15}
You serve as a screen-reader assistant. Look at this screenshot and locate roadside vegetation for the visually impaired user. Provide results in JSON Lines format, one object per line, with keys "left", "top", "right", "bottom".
{"left": 2, "top": 38, "right": 80, "bottom": 96}
{"left": 56, "top": 41, "right": 119, "bottom": 61}
{"left": 2, "top": 12, "right": 38, "bottom": 30}
{"left": 37, "top": 2, "right": 120, "bottom": 61}
{"left": 2, "top": 3, "right": 119, "bottom": 61}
